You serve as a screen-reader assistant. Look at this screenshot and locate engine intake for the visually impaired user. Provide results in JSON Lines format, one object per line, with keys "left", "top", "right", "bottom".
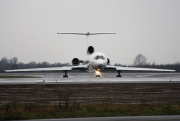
{"left": 107, "top": 58, "right": 110, "bottom": 65}
{"left": 72, "top": 58, "right": 80, "bottom": 66}
{"left": 87, "top": 46, "right": 94, "bottom": 54}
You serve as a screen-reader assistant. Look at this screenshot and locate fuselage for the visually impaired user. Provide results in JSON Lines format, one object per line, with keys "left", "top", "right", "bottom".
{"left": 83, "top": 52, "right": 108, "bottom": 71}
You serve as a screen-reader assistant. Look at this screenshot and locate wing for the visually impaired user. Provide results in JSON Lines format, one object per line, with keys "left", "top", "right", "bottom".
{"left": 5, "top": 65, "right": 89, "bottom": 73}
{"left": 5, "top": 67, "right": 72, "bottom": 72}
{"left": 72, "top": 64, "right": 89, "bottom": 70}
{"left": 106, "top": 65, "right": 175, "bottom": 72}
{"left": 57, "top": 32, "right": 87, "bottom": 35}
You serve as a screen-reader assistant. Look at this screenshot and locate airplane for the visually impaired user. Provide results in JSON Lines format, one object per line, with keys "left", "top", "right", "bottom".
{"left": 5, "top": 32, "right": 175, "bottom": 77}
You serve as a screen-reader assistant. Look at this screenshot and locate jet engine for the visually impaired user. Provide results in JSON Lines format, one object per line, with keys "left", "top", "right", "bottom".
{"left": 87, "top": 46, "right": 94, "bottom": 54}
{"left": 72, "top": 58, "right": 80, "bottom": 66}
{"left": 107, "top": 58, "right": 110, "bottom": 65}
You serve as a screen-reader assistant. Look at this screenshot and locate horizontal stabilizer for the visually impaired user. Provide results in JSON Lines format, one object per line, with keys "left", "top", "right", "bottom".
{"left": 57, "top": 32, "right": 116, "bottom": 36}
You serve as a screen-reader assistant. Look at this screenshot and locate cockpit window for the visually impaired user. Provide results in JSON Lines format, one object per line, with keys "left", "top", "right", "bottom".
{"left": 94, "top": 55, "right": 105, "bottom": 60}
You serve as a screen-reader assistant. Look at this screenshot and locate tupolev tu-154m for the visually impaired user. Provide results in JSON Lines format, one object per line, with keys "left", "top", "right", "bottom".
{"left": 5, "top": 32, "right": 175, "bottom": 77}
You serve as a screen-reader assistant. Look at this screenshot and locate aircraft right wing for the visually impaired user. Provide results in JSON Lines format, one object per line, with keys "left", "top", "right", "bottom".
{"left": 5, "top": 65, "right": 89, "bottom": 77}
{"left": 5, "top": 65, "right": 89, "bottom": 73}
{"left": 5, "top": 67, "right": 72, "bottom": 72}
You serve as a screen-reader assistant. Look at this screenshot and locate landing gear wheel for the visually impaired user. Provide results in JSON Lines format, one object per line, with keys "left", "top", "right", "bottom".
{"left": 116, "top": 75, "right": 121, "bottom": 77}
{"left": 116, "top": 71, "right": 122, "bottom": 77}
{"left": 63, "top": 75, "right": 68, "bottom": 78}
{"left": 96, "top": 75, "right": 100, "bottom": 77}
{"left": 63, "top": 71, "right": 68, "bottom": 78}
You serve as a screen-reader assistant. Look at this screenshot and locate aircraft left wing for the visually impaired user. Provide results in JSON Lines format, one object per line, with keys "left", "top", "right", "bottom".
{"left": 106, "top": 65, "right": 176, "bottom": 72}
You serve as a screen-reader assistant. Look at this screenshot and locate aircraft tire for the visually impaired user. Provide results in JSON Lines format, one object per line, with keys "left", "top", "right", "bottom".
{"left": 96, "top": 75, "right": 100, "bottom": 77}
{"left": 63, "top": 75, "right": 68, "bottom": 78}
{"left": 116, "top": 75, "right": 121, "bottom": 77}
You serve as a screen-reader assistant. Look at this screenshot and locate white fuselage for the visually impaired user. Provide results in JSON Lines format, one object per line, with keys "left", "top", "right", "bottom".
{"left": 83, "top": 52, "right": 108, "bottom": 71}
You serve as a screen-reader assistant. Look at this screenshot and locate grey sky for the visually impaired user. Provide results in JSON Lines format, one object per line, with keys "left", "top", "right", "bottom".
{"left": 0, "top": 0, "right": 180, "bottom": 65}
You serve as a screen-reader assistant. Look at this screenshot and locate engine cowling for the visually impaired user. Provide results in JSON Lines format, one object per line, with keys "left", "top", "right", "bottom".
{"left": 107, "top": 58, "right": 110, "bottom": 65}
{"left": 72, "top": 58, "right": 80, "bottom": 66}
{"left": 87, "top": 46, "right": 94, "bottom": 54}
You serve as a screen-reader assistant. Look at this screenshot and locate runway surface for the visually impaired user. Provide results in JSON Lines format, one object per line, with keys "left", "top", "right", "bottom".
{"left": 17, "top": 115, "right": 180, "bottom": 121}
{"left": 0, "top": 72, "right": 180, "bottom": 84}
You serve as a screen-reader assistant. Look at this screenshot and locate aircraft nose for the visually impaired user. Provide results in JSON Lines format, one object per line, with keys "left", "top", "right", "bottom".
{"left": 96, "top": 60, "right": 106, "bottom": 69}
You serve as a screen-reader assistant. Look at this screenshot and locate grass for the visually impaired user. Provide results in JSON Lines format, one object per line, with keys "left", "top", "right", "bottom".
{"left": 0, "top": 103, "right": 180, "bottom": 120}
{"left": 0, "top": 75, "right": 41, "bottom": 78}
{"left": 0, "top": 83, "right": 180, "bottom": 120}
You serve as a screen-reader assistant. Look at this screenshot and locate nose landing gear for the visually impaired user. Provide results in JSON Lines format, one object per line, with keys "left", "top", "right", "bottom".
{"left": 95, "top": 70, "right": 101, "bottom": 77}
{"left": 96, "top": 74, "right": 101, "bottom": 77}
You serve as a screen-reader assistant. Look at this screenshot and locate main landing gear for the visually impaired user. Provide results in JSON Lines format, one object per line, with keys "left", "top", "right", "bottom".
{"left": 63, "top": 71, "right": 68, "bottom": 78}
{"left": 116, "top": 70, "right": 122, "bottom": 77}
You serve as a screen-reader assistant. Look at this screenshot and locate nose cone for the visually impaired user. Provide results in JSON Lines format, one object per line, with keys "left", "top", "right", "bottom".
{"left": 95, "top": 60, "right": 107, "bottom": 70}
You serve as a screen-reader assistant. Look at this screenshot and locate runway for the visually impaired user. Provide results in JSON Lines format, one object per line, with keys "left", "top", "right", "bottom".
{"left": 18, "top": 115, "right": 180, "bottom": 121}
{"left": 0, "top": 72, "right": 180, "bottom": 84}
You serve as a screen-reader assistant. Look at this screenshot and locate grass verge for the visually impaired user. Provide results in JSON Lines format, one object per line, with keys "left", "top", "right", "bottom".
{"left": 0, "top": 103, "right": 180, "bottom": 120}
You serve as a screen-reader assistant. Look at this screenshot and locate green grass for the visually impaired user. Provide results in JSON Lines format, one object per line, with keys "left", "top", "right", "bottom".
{"left": 0, "top": 75, "right": 41, "bottom": 78}
{"left": 1, "top": 103, "right": 180, "bottom": 120}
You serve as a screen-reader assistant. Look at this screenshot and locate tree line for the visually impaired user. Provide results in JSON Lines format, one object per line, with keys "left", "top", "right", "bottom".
{"left": 115, "top": 54, "right": 180, "bottom": 72}
{"left": 0, "top": 55, "right": 179, "bottom": 72}
{"left": 0, "top": 57, "right": 70, "bottom": 72}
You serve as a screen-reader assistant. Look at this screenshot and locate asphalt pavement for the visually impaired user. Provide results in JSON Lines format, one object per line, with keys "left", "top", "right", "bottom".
{"left": 0, "top": 72, "right": 180, "bottom": 84}
{"left": 16, "top": 115, "right": 180, "bottom": 121}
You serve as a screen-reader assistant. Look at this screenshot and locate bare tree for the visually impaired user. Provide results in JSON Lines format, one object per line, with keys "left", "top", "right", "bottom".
{"left": 0, "top": 57, "right": 10, "bottom": 70}
{"left": 133, "top": 54, "right": 147, "bottom": 66}
{"left": 10, "top": 57, "right": 18, "bottom": 64}
{"left": 1, "top": 57, "right": 9, "bottom": 64}
{"left": 27, "top": 61, "right": 37, "bottom": 68}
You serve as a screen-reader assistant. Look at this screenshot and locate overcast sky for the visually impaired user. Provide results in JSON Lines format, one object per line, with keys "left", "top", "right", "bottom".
{"left": 0, "top": 0, "right": 180, "bottom": 65}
